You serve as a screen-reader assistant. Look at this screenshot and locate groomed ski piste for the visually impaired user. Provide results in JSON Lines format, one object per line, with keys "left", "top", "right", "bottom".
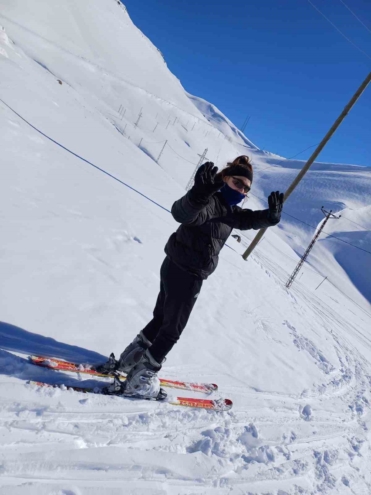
{"left": 1, "top": 1, "right": 371, "bottom": 493}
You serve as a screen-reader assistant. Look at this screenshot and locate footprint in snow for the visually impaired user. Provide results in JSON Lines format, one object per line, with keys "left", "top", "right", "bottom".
{"left": 300, "top": 404, "right": 312, "bottom": 421}
{"left": 283, "top": 320, "right": 335, "bottom": 374}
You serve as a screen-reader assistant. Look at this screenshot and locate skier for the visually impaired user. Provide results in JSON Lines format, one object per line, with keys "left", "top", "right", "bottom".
{"left": 98, "top": 155, "right": 284, "bottom": 398}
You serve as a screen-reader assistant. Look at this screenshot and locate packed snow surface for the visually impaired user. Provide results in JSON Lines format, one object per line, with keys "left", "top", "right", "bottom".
{"left": 0, "top": 1, "right": 371, "bottom": 494}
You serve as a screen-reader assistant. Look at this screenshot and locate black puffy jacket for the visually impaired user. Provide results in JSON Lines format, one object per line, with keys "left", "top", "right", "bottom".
{"left": 165, "top": 189, "right": 279, "bottom": 279}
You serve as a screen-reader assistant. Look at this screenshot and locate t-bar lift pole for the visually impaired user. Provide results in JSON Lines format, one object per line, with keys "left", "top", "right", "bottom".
{"left": 242, "top": 71, "right": 371, "bottom": 261}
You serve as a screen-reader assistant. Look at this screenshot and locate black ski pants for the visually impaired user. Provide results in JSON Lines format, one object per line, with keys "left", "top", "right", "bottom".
{"left": 142, "top": 256, "right": 203, "bottom": 363}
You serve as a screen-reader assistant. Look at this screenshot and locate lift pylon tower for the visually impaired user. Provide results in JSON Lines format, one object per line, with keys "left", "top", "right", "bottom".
{"left": 285, "top": 207, "right": 341, "bottom": 289}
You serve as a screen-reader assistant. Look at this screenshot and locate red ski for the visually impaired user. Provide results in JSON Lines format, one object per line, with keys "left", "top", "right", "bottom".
{"left": 29, "top": 355, "right": 218, "bottom": 394}
{"left": 27, "top": 380, "right": 233, "bottom": 411}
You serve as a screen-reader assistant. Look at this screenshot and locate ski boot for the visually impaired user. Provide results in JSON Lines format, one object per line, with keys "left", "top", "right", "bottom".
{"left": 124, "top": 349, "right": 165, "bottom": 399}
{"left": 103, "top": 350, "right": 166, "bottom": 401}
{"left": 102, "top": 375, "right": 126, "bottom": 395}
{"left": 95, "top": 330, "right": 152, "bottom": 374}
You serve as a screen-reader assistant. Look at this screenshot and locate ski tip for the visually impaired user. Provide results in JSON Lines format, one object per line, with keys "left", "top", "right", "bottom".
{"left": 216, "top": 398, "right": 233, "bottom": 411}
{"left": 210, "top": 383, "right": 218, "bottom": 391}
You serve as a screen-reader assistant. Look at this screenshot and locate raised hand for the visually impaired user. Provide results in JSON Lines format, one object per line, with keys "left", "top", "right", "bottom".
{"left": 192, "top": 162, "right": 223, "bottom": 200}
{"left": 268, "top": 191, "right": 284, "bottom": 223}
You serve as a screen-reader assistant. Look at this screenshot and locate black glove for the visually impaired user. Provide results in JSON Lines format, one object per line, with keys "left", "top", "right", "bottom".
{"left": 192, "top": 162, "right": 223, "bottom": 201}
{"left": 268, "top": 191, "right": 284, "bottom": 223}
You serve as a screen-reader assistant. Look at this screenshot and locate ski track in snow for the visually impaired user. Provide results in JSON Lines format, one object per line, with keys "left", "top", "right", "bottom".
{"left": 1, "top": 301, "right": 371, "bottom": 495}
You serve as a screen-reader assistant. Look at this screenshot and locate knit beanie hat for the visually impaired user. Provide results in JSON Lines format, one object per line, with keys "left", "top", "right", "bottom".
{"left": 222, "top": 156, "right": 253, "bottom": 183}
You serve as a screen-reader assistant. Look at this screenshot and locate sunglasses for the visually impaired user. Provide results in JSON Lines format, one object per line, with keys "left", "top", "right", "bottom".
{"left": 232, "top": 177, "right": 251, "bottom": 193}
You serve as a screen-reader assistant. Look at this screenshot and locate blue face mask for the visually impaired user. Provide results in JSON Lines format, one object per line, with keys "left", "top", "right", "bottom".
{"left": 220, "top": 183, "right": 245, "bottom": 206}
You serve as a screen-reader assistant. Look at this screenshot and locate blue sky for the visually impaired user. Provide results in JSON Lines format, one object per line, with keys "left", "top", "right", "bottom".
{"left": 124, "top": 0, "right": 371, "bottom": 166}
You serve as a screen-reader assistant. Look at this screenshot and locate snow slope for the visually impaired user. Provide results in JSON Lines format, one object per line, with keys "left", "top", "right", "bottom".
{"left": 1, "top": 1, "right": 371, "bottom": 493}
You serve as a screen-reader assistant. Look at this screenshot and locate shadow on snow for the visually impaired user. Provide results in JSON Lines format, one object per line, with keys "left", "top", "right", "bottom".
{"left": 0, "top": 321, "right": 107, "bottom": 387}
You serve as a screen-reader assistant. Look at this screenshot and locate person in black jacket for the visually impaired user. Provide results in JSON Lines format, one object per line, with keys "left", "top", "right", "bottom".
{"left": 99, "top": 156, "right": 284, "bottom": 398}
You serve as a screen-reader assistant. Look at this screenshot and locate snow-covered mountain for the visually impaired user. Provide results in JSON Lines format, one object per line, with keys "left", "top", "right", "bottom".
{"left": 1, "top": 1, "right": 371, "bottom": 493}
